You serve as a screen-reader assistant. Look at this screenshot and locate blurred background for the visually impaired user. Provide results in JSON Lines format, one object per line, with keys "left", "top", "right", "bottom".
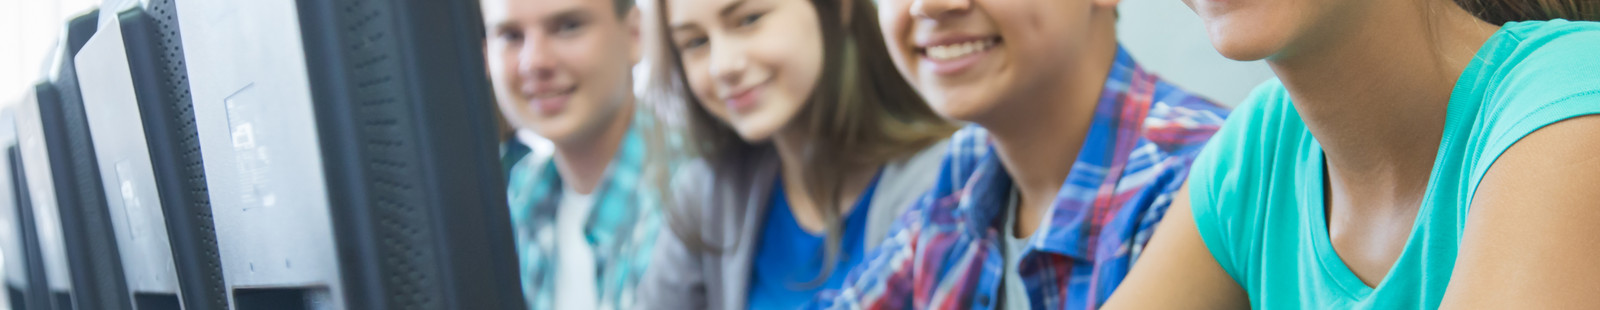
{"left": 1119, "top": 0, "right": 1277, "bottom": 105}
{"left": 1, "top": 2, "right": 98, "bottom": 309}
{"left": 1, "top": 0, "right": 99, "bottom": 108}
{"left": 4, "top": 0, "right": 1275, "bottom": 108}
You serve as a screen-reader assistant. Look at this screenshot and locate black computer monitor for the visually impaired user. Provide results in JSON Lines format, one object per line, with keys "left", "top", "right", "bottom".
{"left": 74, "top": 6, "right": 203, "bottom": 310}
{"left": 40, "top": 9, "right": 146, "bottom": 310}
{"left": 7, "top": 144, "right": 55, "bottom": 310}
{"left": 88, "top": 2, "right": 233, "bottom": 310}
{"left": 176, "top": 0, "right": 520, "bottom": 308}
{"left": 1, "top": 108, "right": 48, "bottom": 310}
{"left": 0, "top": 108, "right": 21, "bottom": 309}
{"left": 16, "top": 82, "right": 77, "bottom": 310}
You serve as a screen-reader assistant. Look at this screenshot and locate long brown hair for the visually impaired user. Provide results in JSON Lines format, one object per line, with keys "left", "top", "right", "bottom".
{"left": 1455, "top": 0, "right": 1599, "bottom": 24}
{"left": 643, "top": 0, "right": 958, "bottom": 285}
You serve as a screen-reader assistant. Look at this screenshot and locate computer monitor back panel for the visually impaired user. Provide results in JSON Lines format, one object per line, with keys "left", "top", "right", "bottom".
{"left": 76, "top": 16, "right": 182, "bottom": 295}
{"left": 16, "top": 85, "right": 75, "bottom": 295}
{"left": 0, "top": 110, "right": 23, "bottom": 289}
{"left": 175, "top": 0, "right": 345, "bottom": 306}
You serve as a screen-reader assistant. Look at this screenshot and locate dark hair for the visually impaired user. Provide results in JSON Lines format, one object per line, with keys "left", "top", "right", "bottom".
{"left": 645, "top": 0, "right": 958, "bottom": 286}
{"left": 1455, "top": 0, "right": 1599, "bottom": 24}
{"left": 614, "top": 0, "right": 636, "bottom": 16}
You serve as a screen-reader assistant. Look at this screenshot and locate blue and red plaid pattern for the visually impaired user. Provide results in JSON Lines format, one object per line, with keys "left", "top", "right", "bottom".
{"left": 811, "top": 47, "right": 1230, "bottom": 310}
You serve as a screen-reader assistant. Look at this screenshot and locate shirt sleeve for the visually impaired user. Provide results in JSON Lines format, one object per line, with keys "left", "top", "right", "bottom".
{"left": 634, "top": 223, "right": 709, "bottom": 310}
{"left": 633, "top": 162, "right": 714, "bottom": 310}
{"left": 1469, "top": 24, "right": 1600, "bottom": 199}
{"left": 1187, "top": 79, "right": 1286, "bottom": 287}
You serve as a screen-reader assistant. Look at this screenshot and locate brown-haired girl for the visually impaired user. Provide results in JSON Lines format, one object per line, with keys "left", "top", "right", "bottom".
{"left": 631, "top": 0, "right": 960, "bottom": 308}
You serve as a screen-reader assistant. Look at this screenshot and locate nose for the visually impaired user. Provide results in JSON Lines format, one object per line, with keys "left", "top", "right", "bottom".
{"left": 707, "top": 38, "right": 749, "bottom": 93}
{"left": 516, "top": 36, "right": 558, "bottom": 82}
{"left": 911, "top": 0, "right": 972, "bottom": 20}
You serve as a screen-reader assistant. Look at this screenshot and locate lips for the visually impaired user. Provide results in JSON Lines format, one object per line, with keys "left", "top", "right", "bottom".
{"left": 524, "top": 85, "right": 576, "bottom": 115}
{"left": 915, "top": 36, "right": 1003, "bottom": 75}
{"left": 722, "top": 85, "right": 764, "bottom": 113}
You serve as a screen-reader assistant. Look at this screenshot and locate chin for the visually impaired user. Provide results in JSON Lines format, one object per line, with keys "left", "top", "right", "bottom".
{"left": 1215, "top": 47, "right": 1273, "bottom": 62}
{"left": 1212, "top": 38, "right": 1277, "bottom": 61}
{"left": 1204, "top": 20, "right": 1287, "bottom": 61}
{"left": 927, "top": 93, "right": 1001, "bottom": 123}
{"left": 527, "top": 116, "right": 587, "bottom": 146}
{"left": 730, "top": 123, "right": 777, "bottom": 144}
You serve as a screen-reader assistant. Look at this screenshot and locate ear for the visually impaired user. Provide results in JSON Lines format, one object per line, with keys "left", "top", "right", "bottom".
{"left": 626, "top": 6, "right": 644, "bottom": 64}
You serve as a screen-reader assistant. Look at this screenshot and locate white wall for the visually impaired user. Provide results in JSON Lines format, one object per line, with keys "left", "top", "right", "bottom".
{"left": 1118, "top": 0, "right": 1276, "bottom": 106}
{"left": 0, "top": 3, "right": 97, "bottom": 309}
{"left": 0, "top": 0, "right": 100, "bottom": 107}
{"left": 7, "top": 0, "right": 1268, "bottom": 107}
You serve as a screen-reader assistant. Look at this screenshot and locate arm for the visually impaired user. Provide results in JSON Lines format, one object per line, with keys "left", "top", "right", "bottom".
{"left": 633, "top": 165, "right": 713, "bottom": 310}
{"left": 1103, "top": 184, "right": 1250, "bottom": 310}
{"left": 1442, "top": 115, "right": 1600, "bottom": 308}
{"left": 633, "top": 215, "right": 709, "bottom": 309}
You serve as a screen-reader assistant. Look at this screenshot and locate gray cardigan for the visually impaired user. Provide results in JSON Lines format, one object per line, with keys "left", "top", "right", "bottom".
{"left": 635, "top": 140, "right": 949, "bottom": 310}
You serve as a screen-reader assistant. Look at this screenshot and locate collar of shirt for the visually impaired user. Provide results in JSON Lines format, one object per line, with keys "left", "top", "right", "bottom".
{"left": 811, "top": 44, "right": 1230, "bottom": 310}
{"left": 506, "top": 113, "right": 662, "bottom": 310}
{"left": 515, "top": 121, "right": 650, "bottom": 247}
{"left": 950, "top": 45, "right": 1153, "bottom": 262}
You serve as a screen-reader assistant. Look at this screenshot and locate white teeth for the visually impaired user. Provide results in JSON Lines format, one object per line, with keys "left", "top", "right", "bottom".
{"left": 529, "top": 87, "right": 575, "bottom": 99}
{"left": 925, "top": 39, "right": 996, "bottom": 61}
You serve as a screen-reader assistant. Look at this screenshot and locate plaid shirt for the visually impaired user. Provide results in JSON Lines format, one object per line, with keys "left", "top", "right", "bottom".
{"left": 507, "top": 121, "right": 662, "bottom": 310}
{"left": 813, "top": 47, "right": 1229, "bottom": 310}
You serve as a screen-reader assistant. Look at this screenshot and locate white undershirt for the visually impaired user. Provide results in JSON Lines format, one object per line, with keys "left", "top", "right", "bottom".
{"left": 1002, "top": 189, "right": 1031, "bottom": 310}
{"left": 516, "top": 129, "right": 556, "bottom": 163}
{"left": 554, "top": 185, "right": 598, "bottom": 310}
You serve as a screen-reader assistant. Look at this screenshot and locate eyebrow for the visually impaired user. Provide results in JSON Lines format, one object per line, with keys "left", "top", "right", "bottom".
{"left": 543, "top": 8, "right": 592, "bottom": 25}
{"left": 668, "top": 0, "right": 750, "bottom": 33}
{"left": 488, "top": 6, "right": 593, "bottom": 35}
{"left": 491, "top": 20, "right": 519, "bottom": 34}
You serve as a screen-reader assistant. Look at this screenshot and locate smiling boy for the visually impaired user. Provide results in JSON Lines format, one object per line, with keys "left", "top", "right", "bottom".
{"left": 813, "top": 0, "right": 1232, "bottom": 309}
{"left": 482, "top": 0, "right": 662, "bottom": 308}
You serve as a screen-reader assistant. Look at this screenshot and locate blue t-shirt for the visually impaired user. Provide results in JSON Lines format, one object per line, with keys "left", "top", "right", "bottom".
{"left": 1188, "top": 19, "right": 1600, "bottom": 309}
{"left": 749, "top": 173, "right": 880, "bottom": 309}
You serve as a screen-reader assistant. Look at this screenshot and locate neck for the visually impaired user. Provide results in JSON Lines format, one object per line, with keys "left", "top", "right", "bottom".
{"left": 553, "top": 99, "right": 636, "bottom": 195}
{"left": 1270, "top": 1, "right": 1497, "bottom": 206}
{"left": 986, "top": 18, "right": 1118, "bottom": 216}
{"left": 772, "top": 124, "right": 879, "bottom": 233}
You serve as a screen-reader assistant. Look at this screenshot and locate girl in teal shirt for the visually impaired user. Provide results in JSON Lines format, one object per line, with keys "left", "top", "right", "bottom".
{"left": 1105, "top": 0, "right": 1600, "bottom": 309}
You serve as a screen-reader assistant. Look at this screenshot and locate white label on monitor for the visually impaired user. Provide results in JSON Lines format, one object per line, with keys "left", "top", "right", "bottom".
{"left": 225, "top": 84, "right": 277, "bottom": 210}
{"left": 114, "top": 161, "right": 149, "bottom": 239}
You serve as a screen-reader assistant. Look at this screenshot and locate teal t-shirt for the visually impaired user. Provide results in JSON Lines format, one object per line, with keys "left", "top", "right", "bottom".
{"left": 1188, "top": 19, "right": 1600, "bottom": 309}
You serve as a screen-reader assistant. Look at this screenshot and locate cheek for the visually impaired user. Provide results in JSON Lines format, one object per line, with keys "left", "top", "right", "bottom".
{"left": 878, "top": 0, "right": 912, "bottom": 45}
{"left": 879, "top": 2, "right": 916, "bottom": 86}
{"left": 681, "top": 60, "right": 730, "bottom": 121}
{"left": 1003, "top": 3, "right": 1082, "bottom": 47}
{"left": 489, "top": 49, "right": 524, "bottom": 111}
{"left": 696, "top": 94, "right": 731, "bottom": 124}
{"left": 991, "top": 5, "right": 1082, "bottom": 78}
{"left": 761, "top": 11, "right": 825, "bottom": 105}
{"left": 491, "top": 48, "right": 518, "bottom": 85}
{"left": 557, "top": 37, "right": 598, "bottom": 81}
{"left": 775, "top": 40, "right": 822, "bottom": 105}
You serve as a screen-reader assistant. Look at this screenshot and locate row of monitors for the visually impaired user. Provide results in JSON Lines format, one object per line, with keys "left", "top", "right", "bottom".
{"left": 2, "top": 0, "right": 522, "bottom": 309}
